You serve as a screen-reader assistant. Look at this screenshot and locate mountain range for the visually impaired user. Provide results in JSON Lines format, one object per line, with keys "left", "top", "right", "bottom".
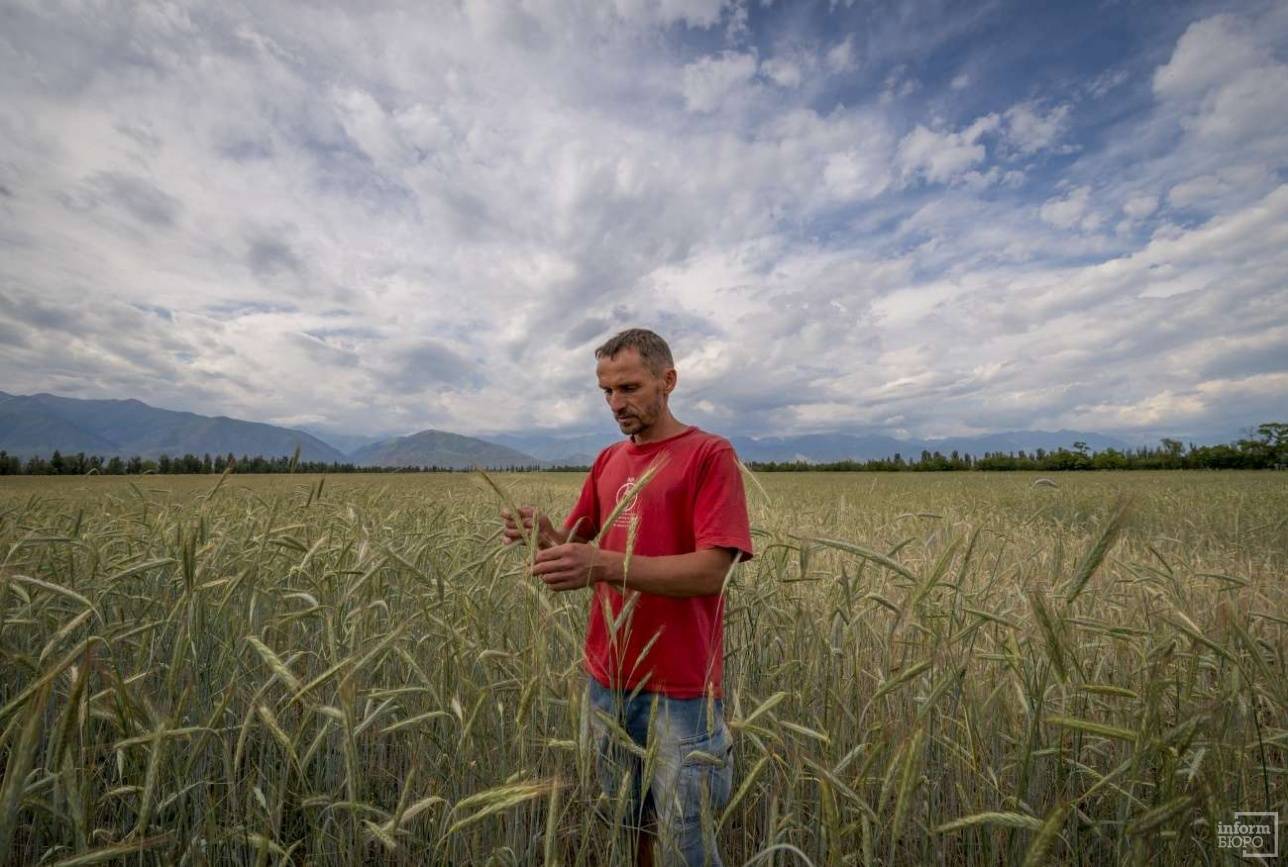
{"left": 0, "top": 391, "right": 346, "bottom": 462}
{"left": 348, "top": 430, "right": 540, "bottom": 469}
{"left": 1, "top": 390, "right": 1148, "bottom": 468}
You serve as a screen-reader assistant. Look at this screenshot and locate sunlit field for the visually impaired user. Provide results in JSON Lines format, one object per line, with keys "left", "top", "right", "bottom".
{"left": 1, "top": 470, "right": 1284, "bottom": 865}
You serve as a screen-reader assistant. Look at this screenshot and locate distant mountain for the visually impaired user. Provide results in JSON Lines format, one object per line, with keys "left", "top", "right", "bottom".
{"left": 301, "top": 428, "right": 391, "bottom": 456}
{"left": 350, "top": 429, "right": 542, "bottom": 469}
{"left": 0, "top": 392, "right": 346, "bottom": 461}
{"left": 0, "top": 388, "right": 1149, "bottom": 468}
{"left": 0, "top": 396, "right": 119, "bottom": 455}
{"left": 486, "top": 431, "right": 617, "bottom": 466}
{"left": 729, "top": 432, "right": 910, "bottom": 463}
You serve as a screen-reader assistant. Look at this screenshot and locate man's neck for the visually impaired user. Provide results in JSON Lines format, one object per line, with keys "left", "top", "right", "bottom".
{"left": 631, "top": 414, "right": 688, "bottom": 445}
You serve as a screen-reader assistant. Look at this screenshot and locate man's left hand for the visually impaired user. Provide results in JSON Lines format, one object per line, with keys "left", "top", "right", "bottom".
{"left": 530, "top": 543, "right": 604, "bottom": 591}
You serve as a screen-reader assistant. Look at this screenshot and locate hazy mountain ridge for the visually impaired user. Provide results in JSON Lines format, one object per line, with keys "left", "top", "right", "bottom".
{"left": 0, "top": 392, "right": 345, "bottom": 461}
{"left": 349, "top": 430, "right": 542, "bottom": 469}
{"left": 0, "top": 391, "right": 1172, "bottom": 468}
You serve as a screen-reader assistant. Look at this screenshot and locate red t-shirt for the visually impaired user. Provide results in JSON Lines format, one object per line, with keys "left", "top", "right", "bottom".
{"left": 563, "top": 426, "right": 754, "bottom": 699}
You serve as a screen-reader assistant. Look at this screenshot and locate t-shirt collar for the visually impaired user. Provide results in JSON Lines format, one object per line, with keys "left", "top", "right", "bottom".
{"left": 625, "top": 424, "right": 699, "bottom": 455}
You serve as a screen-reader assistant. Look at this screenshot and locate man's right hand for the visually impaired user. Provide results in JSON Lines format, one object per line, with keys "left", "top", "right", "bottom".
{"left": 500, "top": 506, "right": 561, "bottom": 549}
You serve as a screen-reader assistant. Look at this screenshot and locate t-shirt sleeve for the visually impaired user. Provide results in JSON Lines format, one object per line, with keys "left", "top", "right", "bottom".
{"left": 563, "top": 459, "right": 600, "bottom": 543}
{"left": 693, "top": 444, "right": 754, "bottom": 562}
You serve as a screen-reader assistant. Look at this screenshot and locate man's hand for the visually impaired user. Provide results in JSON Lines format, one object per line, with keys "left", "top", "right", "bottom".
{"left": 500, "top": 507, "right": 562, "bottom": 549}
{"left": 530, "top": 543, "right": 604, "bottom": 592}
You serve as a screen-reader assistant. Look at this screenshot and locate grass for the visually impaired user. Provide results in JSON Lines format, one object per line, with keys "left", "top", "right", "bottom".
{"left": 0, "top": 470, "right": 1284, "bottom": 865}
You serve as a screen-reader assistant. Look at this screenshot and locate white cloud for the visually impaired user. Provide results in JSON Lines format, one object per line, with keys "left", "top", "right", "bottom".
{"left": 1167, "top": 165, "right": 1275, "bottom": 210}
{"left": 761, "top": 57, "right": 803, "bottom": 88}
{"left": 1039, "top": 186, "right": 1100, "bottom": 231}
{"left": 612, "top": 0, "right": 730, "bottom": 28}
{"left": 825, "top": 36, "right": 855, "bottom": 73}
{"left": 1002, "top": 101, "right": 1071, "bottom": 154}
{"left": 1122, "top": 194, "right": 1158, "bottom": 220}
{"left": 1154, "top": 13, "right": 1288, "bottom": 144}
{"left": 897, "top": 115, "right": 997, "bottom": 184}
{"left": 681, "top": 51, "right": 759, "bottom": 112}
{"left": 1153, "top": 15, "right": 1261, "bottom": 99}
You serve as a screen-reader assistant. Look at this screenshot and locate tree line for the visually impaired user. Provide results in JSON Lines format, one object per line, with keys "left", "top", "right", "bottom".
{"left": 0, "top": 451, "right": 544, "bottom": 475}
{"left": 745, "top": 423, "right": 1287, "bottom": 472}
{"left": 0, "top": 423, "right": 1283, "bottom": 476}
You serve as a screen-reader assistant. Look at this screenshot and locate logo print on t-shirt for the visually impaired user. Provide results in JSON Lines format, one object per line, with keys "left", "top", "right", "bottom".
{"left": 613, "top": 476, "right": 640, "bottom": 529}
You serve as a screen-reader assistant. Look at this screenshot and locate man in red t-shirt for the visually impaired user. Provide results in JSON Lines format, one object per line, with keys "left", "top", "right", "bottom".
{"left": 501, "top": 328, "right": 753, "bottom": 867}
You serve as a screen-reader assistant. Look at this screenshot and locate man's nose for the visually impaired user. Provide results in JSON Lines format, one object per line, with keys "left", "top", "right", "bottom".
{"left": 607, "top": 393, "right": 627, "bottom": 412}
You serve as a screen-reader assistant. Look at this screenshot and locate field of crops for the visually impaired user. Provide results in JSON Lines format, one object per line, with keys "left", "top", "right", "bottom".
{"left": 0, "top": 470, "right": 1284, "bottom": 865}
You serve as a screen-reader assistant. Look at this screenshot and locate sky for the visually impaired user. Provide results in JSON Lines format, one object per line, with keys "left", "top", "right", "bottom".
{"left": 1, "top": 0, "right": 1285, "bottom": 444}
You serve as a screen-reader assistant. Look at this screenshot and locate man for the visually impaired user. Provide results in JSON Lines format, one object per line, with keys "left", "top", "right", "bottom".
{"left": 501, "top": 328, "right": 753, "bottom": 866}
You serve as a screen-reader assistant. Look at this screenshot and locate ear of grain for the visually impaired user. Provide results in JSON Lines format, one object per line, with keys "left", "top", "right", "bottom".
{"left": 245, "top": 635, "right": 302, "bottom": 693}
{"left": 48, "top": 834, "right": 174, "bottom": 866}
{"left": 1021, "top": 802, "right": 1069, "bottom": 867}
{"left": 446, "top": 779, "right": 555, "bottom": 836}
{"left": 1065, "top": 496, "right": 1132, "bottom": 603}
{"left": 0, "top": 684, "right": 50, "bottom": 861}
{"left": 936, "top": 812, "right": 1043, "bottom": 833}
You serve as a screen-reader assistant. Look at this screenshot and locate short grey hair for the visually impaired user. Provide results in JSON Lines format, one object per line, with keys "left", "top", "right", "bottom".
{"left": 594, "top": 328, "right": 674, "bottom": 376}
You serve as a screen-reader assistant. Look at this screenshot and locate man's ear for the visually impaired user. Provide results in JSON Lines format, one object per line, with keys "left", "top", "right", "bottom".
{"left": 663, "top": 367, "right": 677, "bottom": 395}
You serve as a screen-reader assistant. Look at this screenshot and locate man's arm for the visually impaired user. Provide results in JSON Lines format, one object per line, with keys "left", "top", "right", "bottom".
{"left": 529, "top": 544, "right": 738, "bottom": 597}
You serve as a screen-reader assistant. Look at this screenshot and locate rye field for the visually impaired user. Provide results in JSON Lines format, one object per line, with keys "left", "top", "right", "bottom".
{"left": 0, "top": 470, "right": 1284, "bottom": 866}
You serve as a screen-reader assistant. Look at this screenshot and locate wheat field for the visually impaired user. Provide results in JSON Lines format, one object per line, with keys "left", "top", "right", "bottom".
{"left": 0, "top": 470, "right": 1284, "bottom": 865}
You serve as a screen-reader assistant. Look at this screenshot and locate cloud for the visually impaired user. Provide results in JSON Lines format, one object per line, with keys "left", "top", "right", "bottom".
{"left": 825, "top": 36, "right": 855, "bottom": 73}
{"left": 246, "top": 234, "right": 304, "bottom": 279}
{"left": 897, "top": 115, "right": 997, "bottom": 184}
{"left": 681, "top": 51, "right": 759, "bottom": 112}
{"left": 613, "top": 0, "right": 730, "bottom": 29}
{"left": 1002, "top": 101, "right": 1071, "bottom": 154}
{"left": 1039, "top": 186, "right": 1098, "bottom": 230}
{"left": 1153, "top": 15, "right": 1261, "bottom": 100}
{"left": 61, "top": 172, "right": 181, "bottom": 228}
{"left": 0, "top": 1, "right": 1284, "bottom": 444}
{"left": 1154, "top": 13, "right": 1288, "bottom": 145}
{"left": 761, "top": 57, "right": 803, "bottom": 88}
{"left": 1122, "top": 194, "right": 1158, "bottom": 220}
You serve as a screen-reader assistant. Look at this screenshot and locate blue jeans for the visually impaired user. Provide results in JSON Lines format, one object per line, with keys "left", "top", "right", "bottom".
{"left": 583, "top": 677, "right": 734, "bottom": 867}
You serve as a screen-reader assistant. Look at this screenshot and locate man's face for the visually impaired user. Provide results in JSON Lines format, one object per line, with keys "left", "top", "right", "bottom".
{"left": 597, "top": 348, "right": 675, "bottom": 436}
